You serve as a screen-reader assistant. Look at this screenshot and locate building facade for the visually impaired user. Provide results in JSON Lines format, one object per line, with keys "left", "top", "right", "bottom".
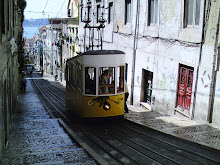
{"left": 37, "top": 26, "right": 47, "bottom": 73}
{"left": 61, "top": 0, "right": 80, "bottom": 80}
{"left": 0, "top": 0, "right": 26, "bottom": 161}
{"left": 44, "top": 18, "right": 62, "bottom": 79}
{"left": 78, "top": 0, "right": 220, "bottom": 125}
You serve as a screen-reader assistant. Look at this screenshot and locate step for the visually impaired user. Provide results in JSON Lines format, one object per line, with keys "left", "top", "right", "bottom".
{"left": 11, "top": 119, "right": 62, "bottom": 131}
{"left": 9, "top": 128, "right": 66, "bottom": 140}
{"left": 3, "top": 144, "right": 79, "bottom": 157}
{"left": 2, "top": 149, "right": 97, "bottom": 165}
{"left": 6, "top": 134, "right": 74, "bottom": 149}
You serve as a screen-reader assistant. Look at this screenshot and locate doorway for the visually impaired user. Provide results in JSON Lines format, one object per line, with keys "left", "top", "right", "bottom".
{"left": 140, "top": 69, "right": 153, "bottom": 108}
{"left": 176, "top": 64, "right": 194, "bottom": 116}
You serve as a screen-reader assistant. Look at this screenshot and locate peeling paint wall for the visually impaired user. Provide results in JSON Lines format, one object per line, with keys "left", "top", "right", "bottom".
{"left": 0, "top": 0, "right": 25, "bottom": 161}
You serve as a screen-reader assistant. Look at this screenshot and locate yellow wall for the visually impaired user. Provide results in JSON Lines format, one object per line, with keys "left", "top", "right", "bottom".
{"left": 67, "top": 0, "right": 79, "bottom": 57}
{"left": 68, "top": 25, "right": 78, "bottom": 58}
{"left": 68, "top": 0, "right": 79, "bottom": 19}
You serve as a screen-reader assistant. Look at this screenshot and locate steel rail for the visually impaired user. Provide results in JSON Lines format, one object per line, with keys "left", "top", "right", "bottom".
{"left": 31, "top": 78, "right": 220, "bottom": 165}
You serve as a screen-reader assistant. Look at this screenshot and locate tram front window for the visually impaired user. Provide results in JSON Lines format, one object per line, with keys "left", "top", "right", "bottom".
{"left": 85, "top": 67, "right": 96, "bottom": 95}
{"left": 99, "top": 67, "right": 115, "bottom": 94}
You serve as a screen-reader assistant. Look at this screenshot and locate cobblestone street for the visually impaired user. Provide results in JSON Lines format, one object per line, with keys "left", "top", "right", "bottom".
{"left": 1, "top": 80, "right": 96, "bottom": 165}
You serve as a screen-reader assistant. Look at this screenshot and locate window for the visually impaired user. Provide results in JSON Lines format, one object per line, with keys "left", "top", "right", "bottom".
{"left": 66, "top": 66, "right": 70, "bottom": 86}
{"left": 97, "top": 4, "right": 101, "bottom": 23}
{"left": 68, "top": 9, "right": 71, "bottom": 17}
{"left": 85, "top": 67, "right": 96, "bottom": 95}
{"left": 125, "top": 0, "right": 131, "bottom": 24}
{"left": 76, "top": 62, "right": 83, "bottom": 91}
{"left": 1, "top": 0, "right": 5, "bottom": 34}
{"left": 184, "top": 0, "right": 201, "bottom": 27}
{"left": 99, "top": 67, "right": 115, "bottom": 95}
{"left": 108, "top": 2, "right": 113, "bottom": 24}
{"left": 117, "top": 66, "right": 124, "bottom": 93}
{"left": 71, "top": 2, "right": 73, "bottom": 17}
{"left": 80, "top": 0, "right": 83, "bottom": 21}
{"left": 148, "top": 0, "right": 158, "bottom": 25}
{"left": 81, "top": 0, "right": 90, "bottom": 22}
{"left": 7, "top": 0, "right": 9, "bottom": 31}
{"left": 71, "top": 65, "right": 76, "bottom": 87}
{"left": 72, "top": 46, "right": 75, "bottom": 54}
{"left": 12, "top": 0, "right": 14, "bottom": 33}
{"left": 76, "top": 28, "right": 78, "bottom": 36}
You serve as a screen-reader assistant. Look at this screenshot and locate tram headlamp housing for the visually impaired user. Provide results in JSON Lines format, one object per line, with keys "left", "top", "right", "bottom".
{"left": 88, "top": 101, "right": 94, "bottom": 106}
{"left": 103, "top": 103, "right": 111, "bottom": 110}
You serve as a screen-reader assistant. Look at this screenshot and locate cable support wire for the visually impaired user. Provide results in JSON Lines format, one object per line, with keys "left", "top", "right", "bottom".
{"left": 56, "top": 0, "right": 67, "bottom": 18}
{"left": 34, "top": 0, "right": 49, "bottom": 35}
{"left": 25, "top": 11, "right": 55, "bottom": 13}
{"left": 116, "top": 31, "right": 200, "bottom": 49}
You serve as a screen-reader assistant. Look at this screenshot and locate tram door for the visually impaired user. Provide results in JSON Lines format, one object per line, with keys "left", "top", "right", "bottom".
{"left": 141, "top": 69, "right": 153, "bottom": 104}
{"left": 176, "top": 65, "right": 194, "bottom": 115}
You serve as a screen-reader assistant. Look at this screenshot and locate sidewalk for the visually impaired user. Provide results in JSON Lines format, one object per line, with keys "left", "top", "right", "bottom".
{"left": 42, "top": 73, "right": 220, "bottom": 150}
{"left": 125, "top": 105, "right": 220, "bottom": 150}
{"left": 1, "top": 79, "right": 96, "bottom": 164}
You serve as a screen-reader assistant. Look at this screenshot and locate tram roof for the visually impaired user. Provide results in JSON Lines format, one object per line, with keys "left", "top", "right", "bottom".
{"left": 81, "top": 50, "right": 125, "bottom": 55}
{"left": 67, "top": 50, "right": 125, "bottom": 66}
{"left": 67, "top": 50, "right": 125, "bottom": 61}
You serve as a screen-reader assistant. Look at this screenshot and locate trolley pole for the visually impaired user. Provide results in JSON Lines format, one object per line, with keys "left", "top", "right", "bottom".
{"left": 130, "top": 0, "right": 140, "bottom": 105}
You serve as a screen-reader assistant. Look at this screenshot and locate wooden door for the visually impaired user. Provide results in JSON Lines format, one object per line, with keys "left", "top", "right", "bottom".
{"left": 177, "top": 66, "right": 194, "bottom": 115}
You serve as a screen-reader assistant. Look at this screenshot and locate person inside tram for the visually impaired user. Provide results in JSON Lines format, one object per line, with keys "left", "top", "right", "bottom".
{"left": 100, "top": 70, "right": 111, "bottom": 85}
{"left": 99, "top": 69, "right": 114, "bottom": 94}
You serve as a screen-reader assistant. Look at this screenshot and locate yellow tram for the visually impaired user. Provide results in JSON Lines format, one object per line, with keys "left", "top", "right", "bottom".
{"left": 66, "top": 50, "right": 126, "bottom": 118}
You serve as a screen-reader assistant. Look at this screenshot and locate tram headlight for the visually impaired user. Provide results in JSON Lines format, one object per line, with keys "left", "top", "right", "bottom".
{"left": 88, "top": 101, "right": 94, "bottom": 106}
{"left": 103, "top": 103, "right": 111, "bottom": 110}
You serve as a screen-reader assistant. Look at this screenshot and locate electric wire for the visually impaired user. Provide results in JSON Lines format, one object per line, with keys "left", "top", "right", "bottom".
{"left": 25, "top": 11, "right": 55, "bottom": 13}
{"left": 34, "top": 0, "right": 49, "bottom": 36}
{"left": 56, "top": 0, "right": 67, "bottom": 18}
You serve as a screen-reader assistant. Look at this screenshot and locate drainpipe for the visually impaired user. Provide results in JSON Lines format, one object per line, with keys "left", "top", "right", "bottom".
{"left": 191, "top": 0, "right": 208, "bottom": 120}
{"left": 207, "top": 7, "right": 220, "bottom": 123}
{"left": 130, "top": 0, "right": 140, "bottom": 105}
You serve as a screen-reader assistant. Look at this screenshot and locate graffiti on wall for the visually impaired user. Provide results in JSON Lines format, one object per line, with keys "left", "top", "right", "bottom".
{"left": 156, "top": 74, "right": 172, "bottom": 100}
{"left": 201, "top": 70, "right": 211, "bottom": 88}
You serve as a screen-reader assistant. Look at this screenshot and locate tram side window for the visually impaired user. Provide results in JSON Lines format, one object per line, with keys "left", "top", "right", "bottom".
{"left": 77, "top": 63, "right": 83, "bottom": 91}
{"left": 99, "top": 67, "right": 115, "bottom": 95}
{"left": 85, "top": 67, "right": 96, "bottom": 95}
{"left": 117, "top": 66, "right": 124, "bottom": 93}
{"left": 71, "top": 65, "right": 76, "bottom": 88}
{"left": 67, "top": 67, "right": 70, "bottom": 85}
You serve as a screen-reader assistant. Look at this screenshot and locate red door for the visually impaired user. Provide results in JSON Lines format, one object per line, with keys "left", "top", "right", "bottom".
{"left": 177, "top": 66, "right": 194, "bottom": 115}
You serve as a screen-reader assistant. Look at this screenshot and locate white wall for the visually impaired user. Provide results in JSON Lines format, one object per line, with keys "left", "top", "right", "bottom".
{"left": 79, "top": 0, "right": 220, "bottom": 124}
